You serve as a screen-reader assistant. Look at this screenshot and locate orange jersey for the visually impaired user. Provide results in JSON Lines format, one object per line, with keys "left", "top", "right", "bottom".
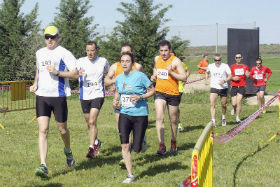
{"left": 114, "top": 61, "right": 137, "bottom": 78}
{"left": 155, "top": 55, "right": 179, "bottom": 95}
{"left": 198, "top": 59, "right": 208, "bottom": 74}
{"left": 114, "top": 61, "right": 138, "bottom": 107}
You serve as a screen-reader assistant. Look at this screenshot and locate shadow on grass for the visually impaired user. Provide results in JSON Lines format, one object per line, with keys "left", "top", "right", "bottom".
{"left": 137, "top": 161, "right": 187, "bottom": 179}
{"left": 183, "top": 125, "right": 204, "bottom": 132}
{"left": 135, "top": 142, "right": 195, "bottom": 166}
{"left": 51, "top": 154, "right": 120, "bottom": 178}
{"left": 232, "top": 143, "right": 270, "bottom": 187}
{"left": 24, "top": 183, "right": 63, "bottom": 187}
{"left": 102, "top": 144, "right": 121, "bottom": 156}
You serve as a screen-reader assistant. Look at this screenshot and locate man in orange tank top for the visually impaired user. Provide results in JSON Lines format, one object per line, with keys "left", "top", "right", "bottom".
{"left": 150, "top": 40, "right": 187, "bottom": 155}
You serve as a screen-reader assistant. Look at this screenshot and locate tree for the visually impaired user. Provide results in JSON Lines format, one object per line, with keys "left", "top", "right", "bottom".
{"left": 169, "top": 35, "right": 190, "bottom": 61}
{"left": 53, "top": 0, "right": 98, "bottom": 59}
{"left": 0, "top": 0, "right": 41, "bottom": 81}
{"left": 113, "top": 0, "right": 172, "bottom": 77}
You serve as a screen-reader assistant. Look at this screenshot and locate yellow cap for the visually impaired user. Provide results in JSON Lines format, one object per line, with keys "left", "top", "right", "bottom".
{"left": 44, "top": 26, "right": 59, "bottom": 36}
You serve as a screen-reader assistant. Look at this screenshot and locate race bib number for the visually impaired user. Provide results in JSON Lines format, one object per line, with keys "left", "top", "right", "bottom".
{"left": 234, "top": 68, "right": 244, "bottom": 76}
{"left": 121, "top": 94, "right": 135, "bottom": 107}
{"left": 84, "top": 81, "right": 101, "bottom": 91}
{"left": 157, "top": 69, "right": 168, "bottom": 80}
{"left": 255, "top": 74, "right": 263, "bottom": 80}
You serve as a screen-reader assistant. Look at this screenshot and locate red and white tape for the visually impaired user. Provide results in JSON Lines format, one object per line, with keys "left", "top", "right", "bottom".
{"left": 215, "top": 94, "right": 278, "bottom": 143}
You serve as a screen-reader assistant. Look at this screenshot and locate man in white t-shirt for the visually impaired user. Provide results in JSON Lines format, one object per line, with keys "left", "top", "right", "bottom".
{"left": 205, "top": 54, "right": 232, "bottom": 127}
{"left": 30, "top": 26, "right": 78, "bottom": 178}
{"left": 76, "top": 41, "right": 110, "bottom": 159}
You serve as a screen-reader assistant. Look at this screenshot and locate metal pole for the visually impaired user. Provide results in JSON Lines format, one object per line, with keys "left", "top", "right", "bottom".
{"left": 216, "top": 23, "right": 218, "bottom": 53}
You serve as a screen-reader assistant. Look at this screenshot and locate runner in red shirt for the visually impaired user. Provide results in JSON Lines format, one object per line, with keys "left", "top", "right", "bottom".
{"left": 250, "top": 58, "right": 272, "bottom": 113}
{"left": 230, "top": 53, "right": 250, "bottom": 122}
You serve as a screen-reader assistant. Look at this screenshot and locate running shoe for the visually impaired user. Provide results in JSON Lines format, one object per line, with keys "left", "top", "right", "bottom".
{"left": 95, "top": 138, "right": 102, "bottom": 148}
{"left": 93, "top": 144, "right": 100, "bottom": 156}
{"left": 236, "top": 116, "right": 241, "bottom": 123}
{"left": 157, "top": 143, "right": 166, "bottom": 155}
{"left": 119, "top": 158, "right": 126, "bottom": 168}
{"left": 178, "top": 123, "right": 183, "bottom": 132}
{"left": 170, "top": 140, "right": 177, "bottom": 153}
{"left": 86, "top": 147, "right": 95, "bottom": 159}
{"left": 64, "top": 148, "right": 75, "bottom": 167}
{"left": 122, "top": 174, "right": 135, "bottom": 184}
{"left": 221, "top": 119, "right": 227, "bottom": 126}
{"left": 35, "top": 164, "right": 48, "bottom": 178}
{"left": 211, "top": 119, "right": 216, "bottom": 127}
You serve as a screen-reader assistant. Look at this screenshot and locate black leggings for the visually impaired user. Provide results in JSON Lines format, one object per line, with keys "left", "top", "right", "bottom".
{"left": 118, "top": 113, "right": 148, "bottom": 153}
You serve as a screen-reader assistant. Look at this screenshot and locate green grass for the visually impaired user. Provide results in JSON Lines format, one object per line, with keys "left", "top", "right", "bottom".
{"left": 0, "top": 93, "right": 279, "bottom": 187}
{"left": 0, "top": 57, "right": 280, "bottom": 187}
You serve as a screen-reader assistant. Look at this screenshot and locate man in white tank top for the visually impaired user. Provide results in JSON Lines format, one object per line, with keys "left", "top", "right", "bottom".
{"left": 75, "top": 41, "right": 110, "bottom": 159}
{"left": 30, "top": 26, "right": 78, "bottom": 178}
{"left": 206, "top": 54, "right": 232, "bottom": 127}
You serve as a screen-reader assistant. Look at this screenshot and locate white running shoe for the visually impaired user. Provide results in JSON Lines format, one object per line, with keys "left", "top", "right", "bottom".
{"left": 221, "top": 119, "right": 227, "bottom": 126}
{"left": 211, "top": 119, "right": 216, "bottom": 127}
{"left": 122, "top": 174, "right": 135, "bottom": 184}
{"left": 236, "top": 117, "right": 241, "bottom": 123}
{"left": 231, "top": 108, "right": 235, "bottom": 116}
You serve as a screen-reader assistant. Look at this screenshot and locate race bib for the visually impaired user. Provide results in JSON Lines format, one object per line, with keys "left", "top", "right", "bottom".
{"left": 234, "top": 68, "right": 244, "bottom": 76}
{"left": 121, "top": 94, "right": 135, "bottom": 107}
{"left": 157, "top": 69, "right": 168, "bottom": 80}
{"left": 84, "top": 81, "right": 101, "bottom": 91}
{"left": 255, "top": 74, "right": 263, "bottom": 80}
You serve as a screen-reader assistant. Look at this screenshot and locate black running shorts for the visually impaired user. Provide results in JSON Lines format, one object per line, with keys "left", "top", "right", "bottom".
{"left": 36, "top": 95, "right": 68, "bottom": 123}
{"left": 118, "top": 113, "right": 148, "bottom": 153}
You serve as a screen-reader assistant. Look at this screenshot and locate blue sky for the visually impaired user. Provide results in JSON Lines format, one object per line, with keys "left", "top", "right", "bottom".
{"left": 17, "top": 0, "right": 280, "bottom": 46}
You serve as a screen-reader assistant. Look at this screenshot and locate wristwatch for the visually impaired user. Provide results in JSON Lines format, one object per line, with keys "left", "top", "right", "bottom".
{"left": 56, "top": 71, "right": 60, "bottom": 76}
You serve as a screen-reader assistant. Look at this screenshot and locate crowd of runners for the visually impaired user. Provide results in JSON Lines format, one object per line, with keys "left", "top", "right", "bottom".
{"left": 30, "top": 25, "right": 272, "bottom": 183}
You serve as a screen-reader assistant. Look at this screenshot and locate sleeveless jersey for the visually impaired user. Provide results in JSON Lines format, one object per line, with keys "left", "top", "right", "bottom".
{"left": 77, "top": 56, "right": 110, "bottom": 100}
{"left": 155, "top": 55, "right": 179, "bottom": 95}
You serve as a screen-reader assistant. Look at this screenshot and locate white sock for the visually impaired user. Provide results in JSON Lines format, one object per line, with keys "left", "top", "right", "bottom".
{"left": 94, "top": 139, "right": 99, "bottom": 145}
{"left": 222, "top": 115, "right": 226, "bottom": 120}
{"left": 212, "top": 119, "right": 216, "bottom": 123}
{"left": 41, "top": 163, "right": 47, "bottom": 167}
{"left": 89, "top": 145, "right": 94, "bottom": 148}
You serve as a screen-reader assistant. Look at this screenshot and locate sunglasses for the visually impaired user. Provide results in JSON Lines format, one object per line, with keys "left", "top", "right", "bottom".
{"left": 235, "top": 57, "right": 242, "bottom": 59}
{"left": 214, "top": 59, "right": 221, "bottom": 62}
{"left": 45, "top": 35, "right": 57, "bottom": 40}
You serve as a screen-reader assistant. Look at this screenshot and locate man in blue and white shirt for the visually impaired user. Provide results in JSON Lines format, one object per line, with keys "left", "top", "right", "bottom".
{"left": 30, "top": 26, "right": 78, "bottom": 178}
{"left": 76, "top": 41, "right": 110, "bottom": 159}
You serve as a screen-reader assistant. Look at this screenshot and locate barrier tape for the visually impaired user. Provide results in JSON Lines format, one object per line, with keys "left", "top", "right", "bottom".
{"left": 71, "top": 90, "right": 115, "bottom": 96}
{"left": 214, "top": 94, "right": 278, "bottom": 143}
{"left": 185, "top": 77, "right": 205, "bottom": 85}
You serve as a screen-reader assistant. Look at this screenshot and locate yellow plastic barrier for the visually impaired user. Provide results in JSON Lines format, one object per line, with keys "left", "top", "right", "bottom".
{"left": 0, "top": 80, "right": 35, "bottom": 112}
{"left": 191, "top": 122, "right": 213, "bottom": 187}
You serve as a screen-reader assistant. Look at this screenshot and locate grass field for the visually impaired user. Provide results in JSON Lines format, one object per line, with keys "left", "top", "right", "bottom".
{"left": 0, "top": 58, "right": 279, "bottom": 187}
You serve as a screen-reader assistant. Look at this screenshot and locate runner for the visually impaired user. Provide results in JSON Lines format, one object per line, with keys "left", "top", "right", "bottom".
{"left": 250, "top": 58, "right": 272, "bottom": 113}
{"left": 150, "top": 40, "right": 187, "bottom": 154}
{"left": 76, "top": 41, "right": 110, "bottom": 158}
{"left": 205, "top": 53, "right": 232, "bottom": 127}
{"left": 197, "top": 55, "right": 209, "bottom": 74}
{"left": 114, "top": 52, "right": 155, "bottom": 183}
{"left": 30, "top": 26, "right": 77, "bottom": 178}
{"left": 230, "top": 53, "right": 250, "bottom": 122}
{"left": 104, "top": 44, "right": 146, "bottom": 166}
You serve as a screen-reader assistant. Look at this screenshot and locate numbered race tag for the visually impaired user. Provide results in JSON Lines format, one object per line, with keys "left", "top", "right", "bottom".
{"left": 234, "top": 68, "right": 244, "bottom": 76}
{"left": 121, "top": 94, "right": 135, "bottom": 107}
{"left": 255, "top": 74, "right": 263, "bottom": 80}
{"left": 157, "top": 69, "right": 168, "bottom": 80}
